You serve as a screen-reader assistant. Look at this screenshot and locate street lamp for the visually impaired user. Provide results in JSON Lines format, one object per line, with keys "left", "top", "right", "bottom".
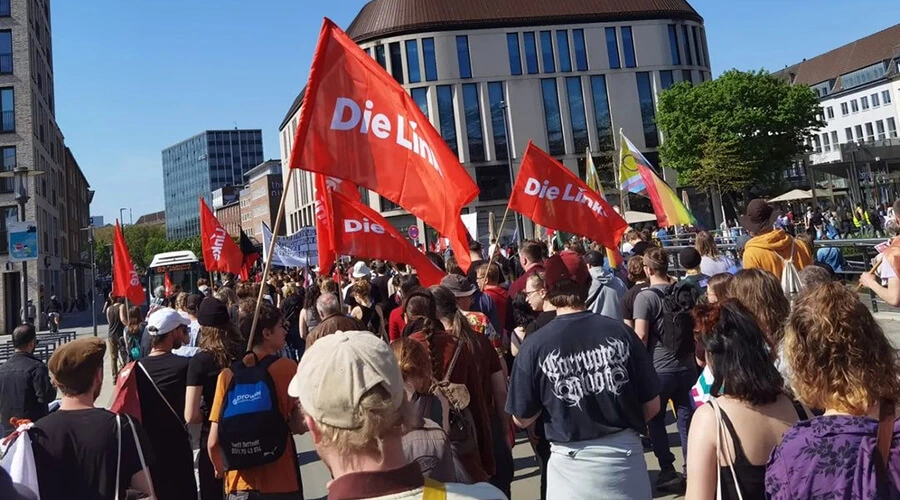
{"left": 119, "top": 208, "right": 127, "bottom": 226}
{"left": 0, "top": 166, "right": 43, "bottom": 324}
{"left": 80, "top": 225, "right": 97, "bottom": 337}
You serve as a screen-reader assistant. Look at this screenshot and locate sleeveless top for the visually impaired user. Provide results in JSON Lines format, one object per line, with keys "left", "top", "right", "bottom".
{"left": 305, "top": 307, "right": 321, "bottom": 332}
{"left": 718, "top": 401, "right": 807, "bottom": 499}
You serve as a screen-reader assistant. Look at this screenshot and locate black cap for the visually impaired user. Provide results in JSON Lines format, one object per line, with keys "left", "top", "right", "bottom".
{"left": 197, "top": 297, "right": 230, "bottom": 327}
{"left": 584, "top": 251, "right": 604, "bottom": 268}
{"left": 679, "top": 247, "right": 702, "bottom": 270}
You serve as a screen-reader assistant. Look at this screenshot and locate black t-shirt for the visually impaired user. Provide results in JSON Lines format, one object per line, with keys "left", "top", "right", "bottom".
{"left": 30, "top": 408, "right": 153, "bottom": 500}
{"left": 622, "top": 282, "right": 650, "bottom": 321}
{"left": 524, "top": 310, "right": 557, "bottom": 338}
{"left": 187, "top": 350, "right": 221, "bottom": 423}
{"left": 507, "top": 311, "right": 660, "bottom": 443}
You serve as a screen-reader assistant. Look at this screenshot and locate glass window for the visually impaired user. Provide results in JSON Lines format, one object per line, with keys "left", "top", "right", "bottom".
{"left": 831, "top": 131, "right": 838, "bottom": 146}
{"left": 0, "top": 31, "right": 11, "bottom": 74}
{"left": 565, "top": 77, "right": 589, "bottom": 153}
{"left": 682, "top": 70, "right": 693, "bottom": 86}
{"left": 636, "top": 72, "right": 659, "bottom": 147}
{"left": 692, "top": 26, "right": 703, "bottom": 66}
{"left": 0, "top": 88, "right": 13, "bottom": 132}
{"left": 557, "top": 31, "right": 572, "bottom": 72}
{"left": 476, "top": 165, "right": 512, "bottom": 202}
{"left": 605, "top": 28, "right": 620, "bottom": 69}
{"left": 877, "top": 120, "right": 886, "bottom": 140}
{"left": 888, "top": 118, "right": 897, "bottom": 138}
{"left": 0, "top": 145, "right": 13, "bottom": 193}
{"left": 436, "top": 85, "right": 457, "bottom": 154}
{"left": 660, "top": 70, "right": 675, "bottom": 90}
{"left": 541, "top": 79, "right": 565, "bottom": 155}
{"left": 872, "top": 93, "right": 880, "bottom": 107}
{"left": 861, "top": 96, "right": 869, "bottom": 110}
{"left": 679, "top": 26, "right": 692, "bottom": 66}
{"left": 374, "top": 45, "right": 386, "bottom": 69}
{"left": 523, "top": 32, "right": 539, "bottom": 74}
{"left": 573, "top": 29, "right": 588, "bottom": 71}
{"left": 883, "top": 90, "right": 892, "bottom": 104}
{"left": 507, "top": 33, "right": 522, "bottom": 75}
{"left": 411, "top": 87, "right": 429, "bottom": 118}
{"left": 851, "top": 100, "right": 859, "bottom": 113}
{"left": 0, "top": 1, "right": 9, "bottom": 17}
{"left": 406, "top": 40, "right": 421, "bottom": 83}
{"left": 456, "top": 36, "right": 472, "bottom": 79}
{"left": 826, "top": 106, "right": 834, "bottom": 119}
{"left": 389, "top": 42, "right": 404, "bottom": 83}
{"left": 488, "top": 82, "right": 508, "bottom": 161}
{"left": 822, "top": 133, "right": 831, "bottom": 152}
{"left": 812, "top": 135, "right": 820, "bottom": 153}
{"left": 540, "top": 31, "right": 555, "bottom": 73}
{"left": 380, "top": 196, "right": 401, "bottom": 212}
{"left": 865, "top": 123, "right": 875, "bottom": 141}
{"left": 855, "top": 125, "right": 864, "bottom": 141}
{"left": 845, "top": 127, "right": 853, "bottom": 143}
{"left": 462, "top": 84, "right": 485, "bottom": 162}
{"left": 590, "top": 75, "right": 614, "bottom": 151}
{"left": 423, "top": 38, "right": 437, "bottom": 81}
{"left": 841, "top": 102, "right": 849, "bottom": 116}
{"left": 621, "top": 27, "right": 636, "bottom": 68}
{"left": 668, "top": 25, "right": 681, "bottom": 65}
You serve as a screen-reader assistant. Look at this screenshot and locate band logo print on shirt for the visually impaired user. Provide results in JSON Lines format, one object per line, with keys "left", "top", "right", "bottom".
{"left": 540, "top": 337, "right": 631, "bottom": 408}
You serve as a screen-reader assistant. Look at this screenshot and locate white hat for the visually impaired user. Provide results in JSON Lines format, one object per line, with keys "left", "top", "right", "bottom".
{"left": 147, "top": 308, "right": 190, "bottom": 336}
{"left": 288, "top": 330, "right": 405, "bottom": 430}
{"left": 351, "top": 261, "right": 371, "bottom": 279}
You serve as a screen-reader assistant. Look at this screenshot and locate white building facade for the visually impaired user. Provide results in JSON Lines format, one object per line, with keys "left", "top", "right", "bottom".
{"left": 279, "top": 0, "right": 712, "bottom": 242}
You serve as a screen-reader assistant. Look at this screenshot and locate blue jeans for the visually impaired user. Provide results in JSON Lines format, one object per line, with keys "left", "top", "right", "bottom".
{"left": 648, "top": 370, "right": 695, "bottom": 472}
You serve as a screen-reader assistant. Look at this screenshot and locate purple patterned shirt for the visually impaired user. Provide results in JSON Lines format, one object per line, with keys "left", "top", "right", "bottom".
{"left": 766, "top": 415, "right": 900, "bottom": 499}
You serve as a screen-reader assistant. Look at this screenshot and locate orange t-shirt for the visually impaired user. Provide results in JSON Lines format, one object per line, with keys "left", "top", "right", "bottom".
{"left": 210, "top": 356, "right": 300, "bottom": 494}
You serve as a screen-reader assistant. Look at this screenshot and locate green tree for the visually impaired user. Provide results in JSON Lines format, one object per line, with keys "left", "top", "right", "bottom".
{"left": 656, "top": 69, "right": 824, "bottom": 196}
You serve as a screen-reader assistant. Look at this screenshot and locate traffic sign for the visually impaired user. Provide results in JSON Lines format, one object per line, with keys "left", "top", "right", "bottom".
{"left": 407, "top": 225, "right": 420, "bottom": 240}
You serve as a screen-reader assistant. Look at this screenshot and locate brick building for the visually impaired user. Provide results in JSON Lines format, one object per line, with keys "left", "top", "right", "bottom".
{"left": 240, "top": 160, "right": 284, "bottom": 239}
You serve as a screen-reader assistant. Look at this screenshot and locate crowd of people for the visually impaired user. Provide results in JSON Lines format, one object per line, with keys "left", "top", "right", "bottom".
{"left": 0, "top": 197, "right": 899, "bottom": 499}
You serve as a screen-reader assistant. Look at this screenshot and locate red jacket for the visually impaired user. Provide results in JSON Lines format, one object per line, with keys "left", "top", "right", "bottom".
{"left": 482, "top": 285, "right": 511, "bottom": 334}
{"left": 388, "top": 306, "right": 406, "bottom": 341}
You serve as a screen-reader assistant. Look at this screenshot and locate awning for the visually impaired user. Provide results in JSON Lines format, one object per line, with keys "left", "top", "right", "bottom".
{"left": 624, "top": 211, "right": 658, "bottom": 224}
{"left": 768, "top": 189, "right": 812, "bottom": 203}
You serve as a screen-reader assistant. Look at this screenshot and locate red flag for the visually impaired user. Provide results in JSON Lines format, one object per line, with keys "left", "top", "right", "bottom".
{"left": 164, "top": 273, "right": 173, "bottom": 296}
{"left": 331, "top": 192, "right": 445, "bottom": 286}
{"left": 290, "top": 18, "right": 478, "bottom": 272}
{"left": 509, "top": 142, "right": 628, "bottom": 251}
{"left": 239, "top": 229, "right": 259, "bottom": 281}
{"left": 112, "top": 220, "right": 145, "bottom": 306}
{"left": 200, "top": 198, "right": 243, "bottom": 274}
{"left": 315, "top": 174, "right": 358, "bottom": 272}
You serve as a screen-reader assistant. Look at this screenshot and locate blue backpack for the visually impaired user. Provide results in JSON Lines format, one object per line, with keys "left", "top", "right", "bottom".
{"left": 217, "top": 354, "right": 288, "bottom": 470}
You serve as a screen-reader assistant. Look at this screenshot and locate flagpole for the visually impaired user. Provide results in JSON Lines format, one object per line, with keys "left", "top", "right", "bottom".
{"left": 501, "top": 100, "right": 524, "bottom": 242}
{"left": 617, "top": 128, "right": 628, "bottom": 216}
{"left": 246, "top": 167, "right": 296, "bottom": 351}
{"left": 481, "top": 203, "right": 512, "bottom": 290}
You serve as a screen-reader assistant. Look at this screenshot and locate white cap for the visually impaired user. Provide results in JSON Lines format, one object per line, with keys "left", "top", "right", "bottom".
{"left": 351, "top": 261, "right": 371, "bottom": 279}
{"left": 146, "top": 308, "right": 190, "bottom": 336}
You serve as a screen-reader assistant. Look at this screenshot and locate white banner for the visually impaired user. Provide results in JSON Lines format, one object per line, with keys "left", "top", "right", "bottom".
{"left": 261, "top": 223, "right": 317, "bottom": 267}
{"left": 461, "top": 213, "right": 478, "bottom": 242}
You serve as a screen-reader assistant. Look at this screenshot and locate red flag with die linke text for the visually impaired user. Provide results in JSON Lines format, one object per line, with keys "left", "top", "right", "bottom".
{"left": 112, "top": 220, "right": 145, "bottom": 305}
{"left": 289, "top": 18, "right": 479, "bottom": 273}
{"left": 508, "top": 141, "right": 629, "bottom": 251}
{"left": 315, "top": 173, "right": 359, "bottom": 272}
{"left": 199, "top": 198, "right": 243, "bottom": 275}
{"left": 331, "top": 191, "right": 446, "bottom": 287}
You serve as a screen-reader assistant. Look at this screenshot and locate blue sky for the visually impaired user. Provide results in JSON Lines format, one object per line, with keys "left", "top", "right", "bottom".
{"left": 52, "top": 0, "right": 896, "bottom": 225}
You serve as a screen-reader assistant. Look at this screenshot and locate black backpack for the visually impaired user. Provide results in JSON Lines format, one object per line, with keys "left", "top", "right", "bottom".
{"left": 217, "top": 354, "right": 289, "bottom": 470}
{"left": 650, "top": 282, "right": 699, "bottom": 358}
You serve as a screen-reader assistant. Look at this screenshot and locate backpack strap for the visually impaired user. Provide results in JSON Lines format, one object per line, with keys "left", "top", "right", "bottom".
{"left": 877, "top": 399, "right": 895, "bottom": 470}
{"left": 136, "top": 361, "right": 187, "bottom": 432}
{"left": 442, "top": 342, "right": 464, "bottom": 383}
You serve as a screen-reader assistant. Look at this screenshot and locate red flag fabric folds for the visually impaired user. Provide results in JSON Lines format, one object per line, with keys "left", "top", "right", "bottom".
{"left": 200, "top": 198, "right": 243, "bottom": 275}
{"left": 112, "top": 221, "right": 145, "bottom": 306}
{"left": 290, "top": 18, "right": 479, "bottom": 272}
{"left": 508, "top": 142, "right": 629, "bottom": 251}
{"left": 315, "top": 174, "right": 358, "bottom": 273}
{"left": 331, "top": 192, "right": 445, "bottom": 287}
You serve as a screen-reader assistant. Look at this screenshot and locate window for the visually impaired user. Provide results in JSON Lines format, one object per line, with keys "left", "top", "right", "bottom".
{"left": 590, "top": 75, "right": 613, "bottom": 150}
{"left": 0, "top": 31, "right": 10, "bottom": 74}
{"left": 660, "top": 70, "right": 675, "bottom": 90}
{"left": 872, "top": 93, "right": 880, "bottom": 107}
{"left": 380, "top": 196, "right": 401, "bottom": 212}
{"left": 476, "top": 165, "right": 512, "bottom": 202}
{"left": 0, "top": 88, "right": 13, "bottom": 132}
{"left": 411, "top": 87, "right": 429, "bottom": 118}
{"left": 462, "top": 84, "right": 484, "bottom": 162}
{"left": 423, "top": 38, "right": 437, "bottom": 81}
{"left": 374, "top": 45, "right": 386, "bottom": 69}
{"left": 855, "top": 125, "right": 864, "bottom": 141}
{"left": 682, "top": 25, "right": 693, "bottom": 65}
{"left": 621, "top": 27, "right": 636, "bottom": 68}
{"left": 456, "top": 36, "right": 472, "bottom": 79}
{"left": 573, "top": 29, "right": 588, "bottom": 71}
{"left": 557, "top": 31, "right": 572, "bottom": 72}
{"left": 406, "top": 40, "right": 421, "bottom": 83}
{"left": 812, "top": 135, "right": 821, "bottom": 153}
{"left": 507, "top": 33, "right": 522, "bottom": 75}
{"left": 488, "top": 82, "right": 508, "bottom": 161}
{"left": 0, "top": 207, "right": 18, "bottom": 255}
{"left": 540, "top": 31, "right": 555, "bottom": 73}
{"left": 851, "top": 100, "right": 859, "bottom": 113}
{"left": 865, "top": 122, "right": 875, "bottom": 141}
{"left": 565, "top": 77, "right": 589, "bottom": 152}
{"left": 826, "top": 106, "right": 834, "bottom": 119}
{"left": 682, "top": 70, "right": 693, "bottom": 86}
{"left": 389, "top": 42, "right": 404, "bottom": 83}
{"left": 0, "top": 145, "right": 13, "bottom": 193}
{"left": 0, "top": 0, "right": 9, "bottom": 17}
{"left": 877, "top": 120, "right": 886, "bottom": 140}
{"left": 841, "top": 62, "right": 887, "bottom": 90}
{"left": 888, "top": 118, "right": 897, "bottom": 138}
{"left": 822, "top": 133, "right": 831, "bottom": 152}
{"left": 605, "top": 28, "right": 620, "bottom": 69}
{"left": 636, "top": 72, "right": 659, "bottom": 147}
{"left": 436, "top": 85, "right": 457, "bottom": 154}
{"left": 692, "top": 26, "right": 704, "bottom": 66}
{"left": 668, "top": 25, "right": 681, "bottom": 65}
{"left": 523, "top": 32, "right": 539, "bottom": 74}
{"left": 861, "top": 96, "right": 869, "bottom": 110}
{"left": 883, "top": 90, "right": 892, "bottom": 104}
{"left": 541, "top": 79, "right": 565, "bottom": 155}
{"left": 831, "top": 131, "right": 838, "bottom": 146}
{"left": 841, "top": 102, "right": 849, "bottom": 116}
{"left": 845, "top": 127, "right": 853, "bottom": 143}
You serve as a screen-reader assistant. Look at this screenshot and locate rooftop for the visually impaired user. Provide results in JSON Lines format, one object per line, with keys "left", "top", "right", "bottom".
{"left": 135, "top": 210, "right": 166, "bottom": 226}
{"left": 245, "top": 159, "right": 282, "bottom": 181}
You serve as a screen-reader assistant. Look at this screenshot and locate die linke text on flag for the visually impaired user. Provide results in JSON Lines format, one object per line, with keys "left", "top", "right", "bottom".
{"left": 315, "top": 173, "right": 358, "bottom": 272}
{"left": 289, "top": 18, "right": 479, "bottom": 272}
{"left": 113, "top": 220, "right": 145, "bottom": 306}
{"left": 508, "top": 142, "right": 629, "bottom": 251}
{"left": 331, "top": 191, "right": 446, "bottom": 287}
{"left": 199, "top": 198, "right": 243, "bottom": 274}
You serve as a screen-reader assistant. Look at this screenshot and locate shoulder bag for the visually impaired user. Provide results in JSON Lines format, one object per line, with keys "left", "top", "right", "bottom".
{"left": 431, "top": 341, "right": 477, "bottom": 456}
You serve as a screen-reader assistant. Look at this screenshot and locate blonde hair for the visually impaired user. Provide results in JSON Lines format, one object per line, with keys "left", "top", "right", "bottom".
{"left": 695, "top": 231, "right": 719, "bottom": 258}
{"left": 313, "top": 385, "right": 404, "bottom": 460}
{"left": 785, "top": 282, "right": 900, "bottom": 415}
{"left": 283, "top": 283, "right": 296, "bottom": 297}
{"left": 174, "top": 292, "right": 188, "bottom": 312}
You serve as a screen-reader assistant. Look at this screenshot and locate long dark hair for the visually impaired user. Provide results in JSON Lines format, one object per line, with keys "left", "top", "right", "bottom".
{"left": 401, "top": 288, "right": 445, "bottom": 380}
{"left": 693, "top": 299, "right": 785, "bottom": 405}
{"left": 430, "top": 285, "right": 477, "bottom": 351}
{"left": 303, "top": 283, "right": 321, "bottom": 310}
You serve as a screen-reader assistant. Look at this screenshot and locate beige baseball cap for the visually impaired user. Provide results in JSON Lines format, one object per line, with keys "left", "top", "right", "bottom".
{"left": 288, "top": 330, "right": 405, "bottom": 429}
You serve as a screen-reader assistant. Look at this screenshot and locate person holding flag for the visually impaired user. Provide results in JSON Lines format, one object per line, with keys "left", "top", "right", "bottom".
{"left": 110, "top": 220, "right": 145, "bottom": 377}
{"left": 200, "top": 198, "right": 244, "bottom": 276}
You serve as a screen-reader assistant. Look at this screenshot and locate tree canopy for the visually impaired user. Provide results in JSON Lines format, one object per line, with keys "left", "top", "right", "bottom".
{"left": 91, "top": 224, "right": 203, "bottom": 275}
{"left": 656, "top": 69, "right": 824, "bottom": 195}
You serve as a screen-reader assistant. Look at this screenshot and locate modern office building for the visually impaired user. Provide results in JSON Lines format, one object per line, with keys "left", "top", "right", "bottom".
{"left": 775, "top": 23, "right": 900, "bottom": 207}
{"left": 279, "top": 0, "right": 713, "bottom": 241}
{"left": 240, "top": 159, "right": 283, "bottom": 240}
{"left": 162, "top": 129, "right": 264, "bottom": 240}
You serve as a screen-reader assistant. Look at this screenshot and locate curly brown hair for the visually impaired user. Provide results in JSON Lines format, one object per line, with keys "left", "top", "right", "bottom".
{"left": 785, "top": 282, "right": 900, "bottom": 415}
{"left": 626, "top": 256, "right": 647, "bottom": 284}
{"left": 729, "top": 269, "right": 789, "bottom": 350}
{"left": 199, "top": 324, "right": 244, "bottom": 369}
{"left": 391, "top": 337, "right": 432, "bottom": 393}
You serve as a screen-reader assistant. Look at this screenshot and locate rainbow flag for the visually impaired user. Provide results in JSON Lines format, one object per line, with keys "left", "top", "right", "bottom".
{"left": 584, "top": 150, "right": 623, "bottom": 269}
{"left": 619, "top": 135, "right": 647, "bottom": 194}
{"left": 620, "top": 133, "right": 698, "bottom": 228}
